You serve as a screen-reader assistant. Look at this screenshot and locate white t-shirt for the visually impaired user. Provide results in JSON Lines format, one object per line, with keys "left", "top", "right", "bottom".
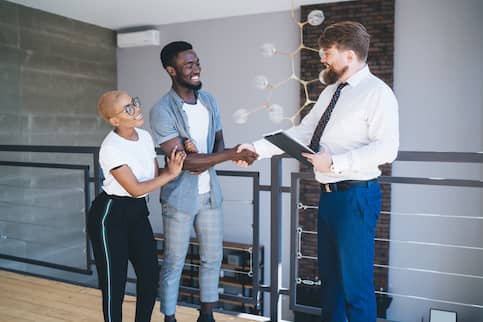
{"left": 182, "top": 100, "right": 211, "bottom": 194}
{"left": 99, "top": 128, "right": 156, "bottom": 197}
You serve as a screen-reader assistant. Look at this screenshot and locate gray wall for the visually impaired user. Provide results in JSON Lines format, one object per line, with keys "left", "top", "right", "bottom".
{"left": 0, "top": 0, "right": 116, "bottom": 281}
{"left": 117, "top": 10, "right": 301, "bottom": 319}
{"left": 1, "top": 0, "right": 480, "bottom": 321}
{"left": 390, "top": 0, "right": 483, "bottom": 321}
{"left": 0, "top": 0, "right": 116, "bottom": 146}
{"left": 117, "top": 1, "right": 483, "bottom": 321}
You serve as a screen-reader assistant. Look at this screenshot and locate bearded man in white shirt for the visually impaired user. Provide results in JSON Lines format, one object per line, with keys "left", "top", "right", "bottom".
{"left": 238, "top": 21, "right": 399, "bottom": 322}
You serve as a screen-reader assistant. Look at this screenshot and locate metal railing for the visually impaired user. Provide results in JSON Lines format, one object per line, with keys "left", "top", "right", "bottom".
{"left": 266, "top": 152, "right": 483, "bottom": 321}
{"left": 0, "top": 145, "right": 264, "bottom": 313}
{"left": 0, "top": 145, "right": 100, "bottom": 275}
{"left": 1, "top": 146, "right": 482, "bottom": 321}
{"left": 165, "top": 169, "right": 263, "bottom": 309}
{"left": 0, "top": 160, "right": 92, "bottom": 275}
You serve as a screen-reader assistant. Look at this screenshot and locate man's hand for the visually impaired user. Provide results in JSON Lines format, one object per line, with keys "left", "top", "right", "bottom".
{"left": 234, "top": 143, "right": 257, "bottom": 167}
{"left": 302, "top": 151, "right": 332, "bottom": 172}
{"left": 166, "top": 146, "right": 186, "bottom": 178}
{"left": 183, "top": 138, "right": 198, "bottom": 154}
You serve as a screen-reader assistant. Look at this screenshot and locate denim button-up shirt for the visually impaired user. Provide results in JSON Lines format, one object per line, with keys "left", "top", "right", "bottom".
{"left": 149, "top": 88, "right": 223, "bottom": 214}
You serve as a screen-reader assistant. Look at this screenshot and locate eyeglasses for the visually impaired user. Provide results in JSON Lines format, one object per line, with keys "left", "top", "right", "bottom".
{"left": 113, "top": 96, "right": 141, "bottom": 116}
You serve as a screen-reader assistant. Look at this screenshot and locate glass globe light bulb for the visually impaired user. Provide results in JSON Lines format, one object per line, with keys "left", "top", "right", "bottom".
{"left": 233, "top": 108, "right": 250, "bottom": 124}
{"left": 254, "top": 75, "right": 269, "bottom": 89}
{"left": 260, "top": 43, "right": 276, "bottom": 57}
{"left": 307, "top": 10, "right": 325, "bottom": 26}
{"left": 269, "top": 104, "right": 284, "bottom": 124}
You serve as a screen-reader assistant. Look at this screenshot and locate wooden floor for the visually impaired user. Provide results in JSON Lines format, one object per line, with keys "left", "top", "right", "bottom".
{"left": 0, "top": 270, "right": 262, "bottom": 322}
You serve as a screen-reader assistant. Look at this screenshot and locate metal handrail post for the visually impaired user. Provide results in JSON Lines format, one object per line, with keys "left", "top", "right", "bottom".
{"left": 270, "top": 156, "right": 283, "bottom": 321}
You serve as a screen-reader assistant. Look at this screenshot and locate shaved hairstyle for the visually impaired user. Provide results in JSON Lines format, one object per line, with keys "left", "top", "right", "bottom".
{"left": 97, "top": 90, "right": 124, "bottom": 120}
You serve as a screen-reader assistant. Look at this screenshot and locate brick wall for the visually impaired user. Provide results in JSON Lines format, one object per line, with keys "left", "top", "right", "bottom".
{"left": 296, "top": 0, "right": 394, "bottom": 316}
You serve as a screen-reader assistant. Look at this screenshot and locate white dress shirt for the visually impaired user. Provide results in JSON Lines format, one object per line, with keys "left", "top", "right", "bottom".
{"left": 253, "top": 65, "right": 399, "bottom": 183}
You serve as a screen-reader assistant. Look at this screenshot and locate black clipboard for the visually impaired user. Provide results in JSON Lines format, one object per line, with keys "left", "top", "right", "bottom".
{"left": 264, "top": 130, "right": 315, "bottom": 167}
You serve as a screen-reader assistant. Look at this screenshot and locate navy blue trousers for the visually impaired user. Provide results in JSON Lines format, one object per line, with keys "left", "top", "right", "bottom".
{"left": 317, "top": 181, "right": 381, "bottom": 322}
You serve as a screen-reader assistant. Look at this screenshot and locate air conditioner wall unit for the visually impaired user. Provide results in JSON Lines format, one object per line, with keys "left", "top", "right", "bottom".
{"left": 117, "top": 29, "right": 160, "bottom": 48}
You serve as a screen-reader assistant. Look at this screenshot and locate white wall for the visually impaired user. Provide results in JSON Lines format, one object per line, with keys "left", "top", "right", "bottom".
{"left": 391, "top": 0, "right": 483, "bottom": 321}
{"left": 117, "top": 1, "right": 483, "bottom": 321}
{"left": 117, "top": 10, "right": 300, "bottom": 319}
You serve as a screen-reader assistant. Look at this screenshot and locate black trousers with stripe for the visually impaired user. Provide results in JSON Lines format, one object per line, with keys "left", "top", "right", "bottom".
{"left": 87, "top": 192, "right": 159, "bottom": 322}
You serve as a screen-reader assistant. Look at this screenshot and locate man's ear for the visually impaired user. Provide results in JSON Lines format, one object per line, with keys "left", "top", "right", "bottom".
{"left": 346, "top": 49, "right": 358, "bottom": 63}
{"left": 166, "top": 66, "right": 176, "bottom": 77}
{"left": 345, "top": 49, "right": 352, "bottom": 58}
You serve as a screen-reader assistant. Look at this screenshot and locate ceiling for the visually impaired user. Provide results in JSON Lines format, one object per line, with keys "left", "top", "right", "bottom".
{"left": 5, "top": 0, "right": 342, "bottom": 30}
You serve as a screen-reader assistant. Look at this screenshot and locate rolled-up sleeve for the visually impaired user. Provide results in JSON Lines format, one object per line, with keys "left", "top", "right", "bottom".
{"left": 149, "top": 103, "right": 179, "bottom": 146}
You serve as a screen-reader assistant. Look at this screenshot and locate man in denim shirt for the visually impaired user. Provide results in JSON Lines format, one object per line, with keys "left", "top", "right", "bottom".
{"left": 150, "top": 41, "right": 258, "bottom": 322}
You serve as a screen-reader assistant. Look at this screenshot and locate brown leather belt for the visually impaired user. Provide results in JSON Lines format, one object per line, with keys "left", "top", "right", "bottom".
{"left": 320, "top": 179, "right": 377, "bottom": 193}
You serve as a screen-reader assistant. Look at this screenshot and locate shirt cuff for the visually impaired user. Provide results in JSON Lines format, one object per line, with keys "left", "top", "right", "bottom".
{"left": 330, "top": 153, "right": 350, "bottom": 174}
{"left": 155, "top": 133, "right": 179, "bottom": 146}
{"left": 253, "top": 138, "right": 283, "bottom": 159}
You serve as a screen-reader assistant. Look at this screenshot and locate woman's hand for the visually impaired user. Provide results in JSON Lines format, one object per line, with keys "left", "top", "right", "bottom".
{"left": 166, "top": 146, "right": 186, "bottom": 177}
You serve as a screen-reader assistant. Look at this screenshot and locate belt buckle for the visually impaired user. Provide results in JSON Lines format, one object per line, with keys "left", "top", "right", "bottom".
{"left": 323, "top": 183, "right": 332, "bottom": 193}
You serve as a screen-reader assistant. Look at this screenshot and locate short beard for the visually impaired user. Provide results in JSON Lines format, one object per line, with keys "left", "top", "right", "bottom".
{"left": 185, "top": 81, "right": 202, "bottom": 91}
{"left": 322, "top": 65, "right": 348, "bottom": 85}
{"left": 176, "top": 76, "right": 202, "bottom": 91}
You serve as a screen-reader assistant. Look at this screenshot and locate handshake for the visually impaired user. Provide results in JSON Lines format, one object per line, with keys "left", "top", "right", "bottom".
{"left": 233, "top": 143, "right": 257, "bottom": 167}
{"left": 231, "top": 143, "right": 258, "bottom": 166}
{"left": 183, "top": 139, "right": 258, "bottom": 167}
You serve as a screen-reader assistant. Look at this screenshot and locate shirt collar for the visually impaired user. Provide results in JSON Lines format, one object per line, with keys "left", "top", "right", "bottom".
{"left": 345, "top": 64, "right": 370, "bottom": 87}
{"left": 168, "top": 88, "right": 201, "bottom": 107}
{"left": 168, "top": 88, "right": 184, "bottom": 106}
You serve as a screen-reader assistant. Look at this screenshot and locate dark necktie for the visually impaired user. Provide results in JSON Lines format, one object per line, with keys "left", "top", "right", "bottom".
{"left": 309, "top": 82, "right": 348, "bottom": 152}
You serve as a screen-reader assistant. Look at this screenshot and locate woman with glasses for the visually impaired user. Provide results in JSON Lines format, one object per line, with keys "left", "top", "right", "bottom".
{"left": 88, "top": 90, "right": 185, "bottom": 322}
